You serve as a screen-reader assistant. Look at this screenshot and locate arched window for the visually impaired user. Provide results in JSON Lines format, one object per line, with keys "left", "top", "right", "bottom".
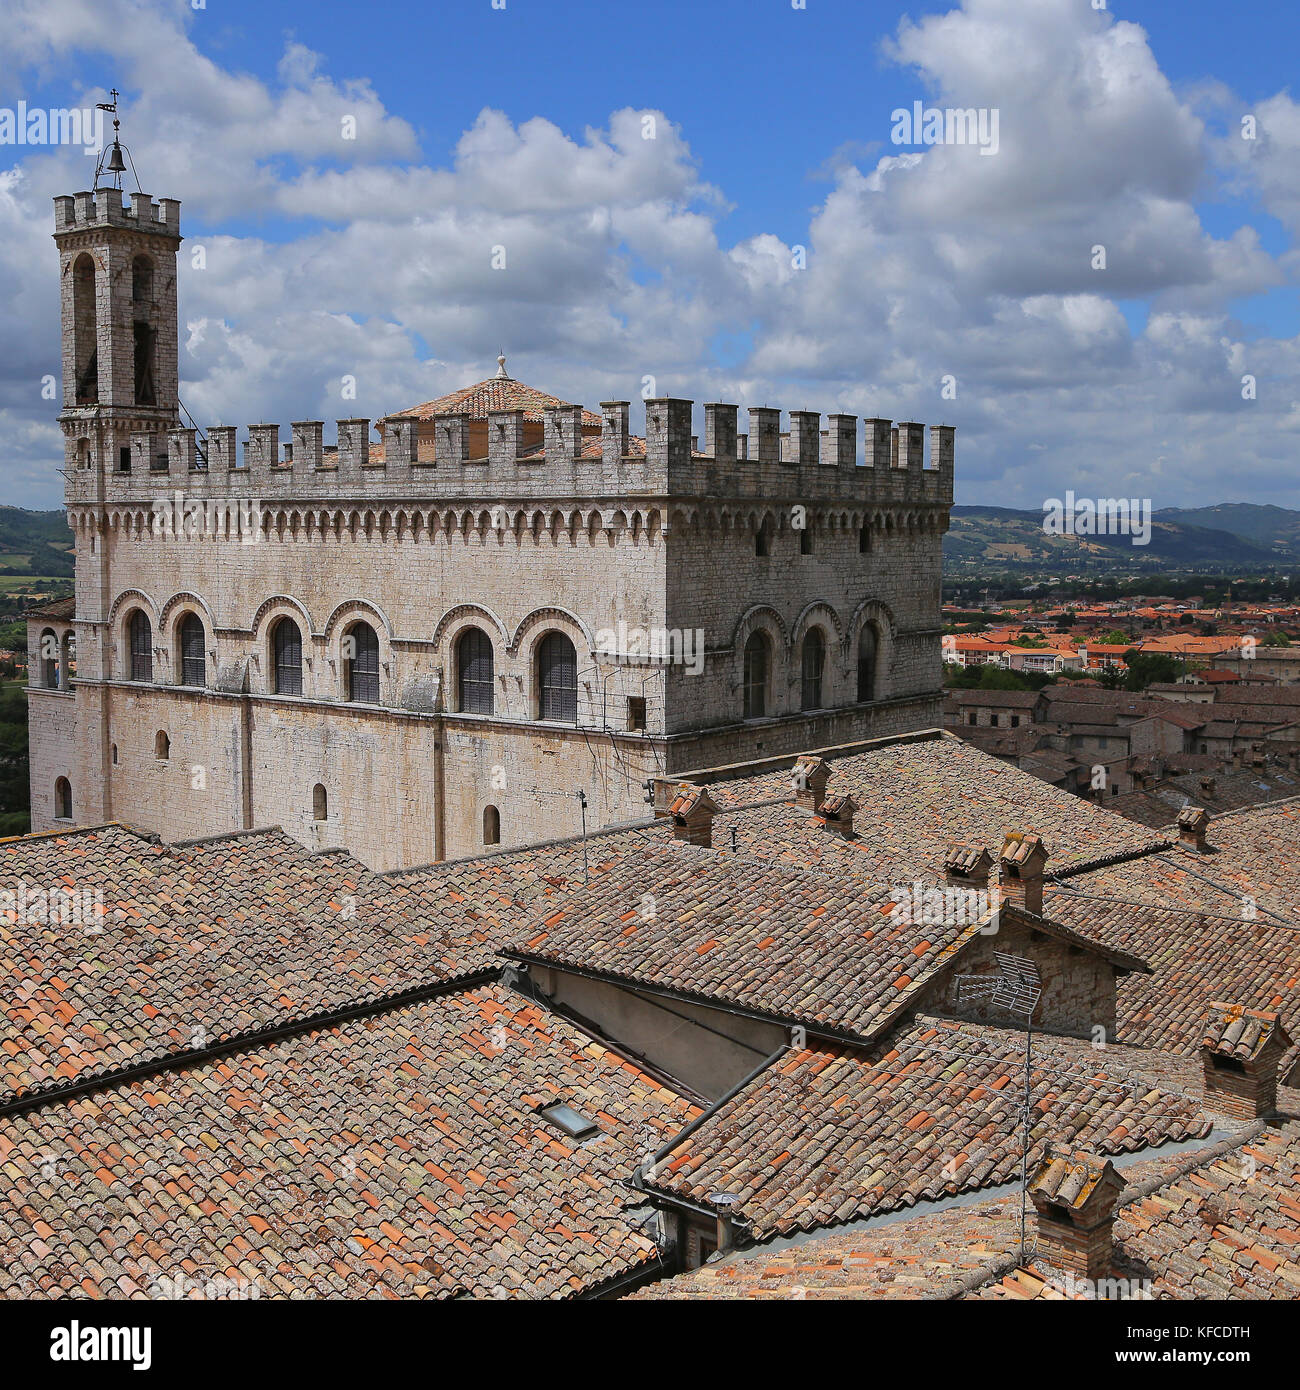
{"left": 72, "top": 253, "right": 98, "bottom": 404}
{"left": 743, "top": 631, "right": 769, "bottom": 720}
{"left": 313, "top": 784, "right": 328, "bottom": 821}
{"left": 457, "top": 627, "right": 494, "bottom": 715}
{"left": 54, "top": 777, "right": 72, "bottom": 820}
{"left": 155, "top": 730, "right": 170, "bottom": 760}
{"left": 755, "top": 520, "right": 771, "bottom": 558}
{"left": 346, "top": 621, "right": 380, "bottom": 704}
{"left": 537, "top": 632, "right": 578, "bottom": 723}
{"left": 483, "top": 805, "right": 501, "bottom": 846}
{"left": 40, "top": 628, "right": 59, "bottom": 689}
{"left": 800, "top": 629, "right": 825, "bottom": 711}
{"left": 179, "top": 613, "right": 205, "bottom": 687}
{"left": 129, "top": 610, "right": 153, "bottom": 682}
{"left": 857, "top": 625, "right": 878, "bottom": 703}
{"left": 272, "top": 617, "right": 302, "bottom": 695}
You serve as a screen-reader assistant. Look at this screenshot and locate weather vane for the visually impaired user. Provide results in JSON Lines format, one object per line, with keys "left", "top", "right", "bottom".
{"left": 92, "top": 88, "right": 138, "bottom": 192}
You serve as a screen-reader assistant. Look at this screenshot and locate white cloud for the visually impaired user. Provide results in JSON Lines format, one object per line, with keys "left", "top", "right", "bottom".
{"left": 0, "top": 0, "right": 1297, "bottom": 513}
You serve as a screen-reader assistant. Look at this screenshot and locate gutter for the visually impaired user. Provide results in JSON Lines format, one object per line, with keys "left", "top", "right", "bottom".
{"left": 628, "top": 1042, "right": 789, "bottom": 1241}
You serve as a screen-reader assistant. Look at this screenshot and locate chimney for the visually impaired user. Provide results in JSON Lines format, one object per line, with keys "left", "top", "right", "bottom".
{"left": 667, "top": 783, "right": 720, "bottom": 848}
{"left": 1027, "top": 1147, "right": 1125, "bottom": 1282}
{"left": 1176, "top": 805, "right": 1211, "bottom": 853}
{"left": 1201, "top": 1002, "right": 1291, "bottom": 1120}
{"left": 791, "top": 753, "right": 830, "bottom": 810}
{"left": 816, "top": 793, "right": 857, "bottom": 839}
{"left": 998, "top": 832, "right": 1048, "bottom": 915}
{"left": 944, "top": 843, "right": 993, "bottom": 890}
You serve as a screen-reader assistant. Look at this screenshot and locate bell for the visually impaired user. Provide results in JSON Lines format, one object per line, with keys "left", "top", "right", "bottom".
{"left": 106, "top": 142, "right": 126, "bottom": 174}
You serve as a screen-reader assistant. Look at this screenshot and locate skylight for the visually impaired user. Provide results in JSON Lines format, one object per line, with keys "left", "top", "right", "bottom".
{"left": 537, "top": 1102, "right": 600, "bottom": 1140}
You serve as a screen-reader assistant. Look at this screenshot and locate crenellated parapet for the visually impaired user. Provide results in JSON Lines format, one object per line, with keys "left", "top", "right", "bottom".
{"left": 63, "top": 400, "right": 954, "bottom": 510}
{"left": 53, "top": 189, "right": 182, "bottom": 241}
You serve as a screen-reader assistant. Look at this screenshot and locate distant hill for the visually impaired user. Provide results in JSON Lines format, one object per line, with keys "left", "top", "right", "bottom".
{"left": 945, "top": 503, "right": 1295, "bottom": 574}
{"left": 1154, "top": 504, "right": 1300, "bottom": 555}
{"left": 0, "top": 507, "right": 73, "bottom": 577}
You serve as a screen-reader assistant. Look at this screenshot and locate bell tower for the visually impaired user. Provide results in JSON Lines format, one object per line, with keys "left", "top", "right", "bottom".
{"left": 52, "top": 92, "right": 182, "bottom": 488}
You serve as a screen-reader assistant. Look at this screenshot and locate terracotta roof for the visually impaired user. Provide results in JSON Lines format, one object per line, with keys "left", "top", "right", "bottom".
{"left": 983, "top": 1123, "right": 1300, "bottom": 1300}
{"left": 691, "top": 738, "right": 1162, "bottom": 874}
{"left": 1106, "top": 1124, "right": 1300, "bottom": 1299}
{"left": 505, "top": 839, "right": 978, "bottom": 1042}
{"left": 389, "top": 375, "right": 602, "bottom": 428}
{"left": 0, "top": 824, "right": 501, "bottom": 1105}
{"left": 0, "top": 984, "right": 697, "bottom": 1299}
{"left": 1202, "top": 1003, "right": 1292, "bottom": 1061}
{"left": 1042, "top": 853, "right": 1300, "bottom": 1072}
{"left": 631, "top": 1200, "right": 1021, "bottom": 1299}
{"left": 24, "top": 596, "right": 75, "bottom": 622}
{"left": 1026, "top": 1146, "right": 1122, "bottom": 1209}
{"left": 640, "top": 1017, "right": 1210, "bottom": 1239}
{"left": 1062, "top": 799, "right": 1300, "bottom": 925}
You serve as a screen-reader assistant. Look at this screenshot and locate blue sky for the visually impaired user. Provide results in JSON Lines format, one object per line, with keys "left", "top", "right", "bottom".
{"left": 3, "top": 0, "right": 1300, "bottom": 510}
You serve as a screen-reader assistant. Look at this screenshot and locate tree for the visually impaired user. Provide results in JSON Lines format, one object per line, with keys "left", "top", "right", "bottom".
{"left": 1122, "top": 651, "right": 1182, "bottom": 691}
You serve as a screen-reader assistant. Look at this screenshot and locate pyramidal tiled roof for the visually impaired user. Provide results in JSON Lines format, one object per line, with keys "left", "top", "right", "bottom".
{"left": 390, "top": 373, "right": 602, "bottom": 427}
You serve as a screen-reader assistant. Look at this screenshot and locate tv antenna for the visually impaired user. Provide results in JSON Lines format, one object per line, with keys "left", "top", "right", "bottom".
{"left": 955, "top": 952, "right": 1042, "bottom": 1263}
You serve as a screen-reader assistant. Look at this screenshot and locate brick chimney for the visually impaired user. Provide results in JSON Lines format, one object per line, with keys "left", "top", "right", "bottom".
{"left": 791, "top": 754, "right": 830, "bottom": 810}
{"left": 998, "top": 832, "right": 1048, "bottom": 915}
{"left": 1201, "top": 1002, "right": 1292, "bottom": 1120}
{"left": 1027, "top": 1147, "right": 1125, "bottom": 1282}
{"left": 943, "top": 843, "right": 993, "bottom": 889}
{"left": 816, "top": 793, "right": 857, "bottom": 839}
{"left": 1177, "top": 805, "right": 1211, "bottom": 853}
{"left": 667, "top": 783, "right": 720, "bottom": 848}
{"left": 1198, "top": 775, "right": 1216, "bottom": 800}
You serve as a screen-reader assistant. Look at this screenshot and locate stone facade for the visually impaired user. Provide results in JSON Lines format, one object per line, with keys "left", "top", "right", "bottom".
{"left": 28, "top": 185, "right": 954, "bottom": 869}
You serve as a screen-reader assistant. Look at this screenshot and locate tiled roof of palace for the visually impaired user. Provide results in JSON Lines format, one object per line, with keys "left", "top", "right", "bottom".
{"left": 389, "top": 375, "right": 602, "bottom": 427}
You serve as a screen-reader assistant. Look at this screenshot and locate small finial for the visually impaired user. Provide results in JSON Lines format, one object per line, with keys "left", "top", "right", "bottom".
{"left": 495, "top": 351, "right": 509, "bottom": 380}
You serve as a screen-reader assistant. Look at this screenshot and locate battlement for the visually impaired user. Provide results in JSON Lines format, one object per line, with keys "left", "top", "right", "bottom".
{"left": 65, "top": 400, "right": 954, "bottom": 510}
{"left": 53, "top": 190, "right": 182, "bottom": 240}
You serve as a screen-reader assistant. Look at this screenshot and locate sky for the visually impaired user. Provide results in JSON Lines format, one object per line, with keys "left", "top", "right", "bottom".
{"left": 2, "top": 0, "right": 1300, "bottom": 511}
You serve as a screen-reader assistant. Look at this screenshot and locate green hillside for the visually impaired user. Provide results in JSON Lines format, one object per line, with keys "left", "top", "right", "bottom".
{"left": 0, "top": 507, "right": 73, "bottom": 577}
